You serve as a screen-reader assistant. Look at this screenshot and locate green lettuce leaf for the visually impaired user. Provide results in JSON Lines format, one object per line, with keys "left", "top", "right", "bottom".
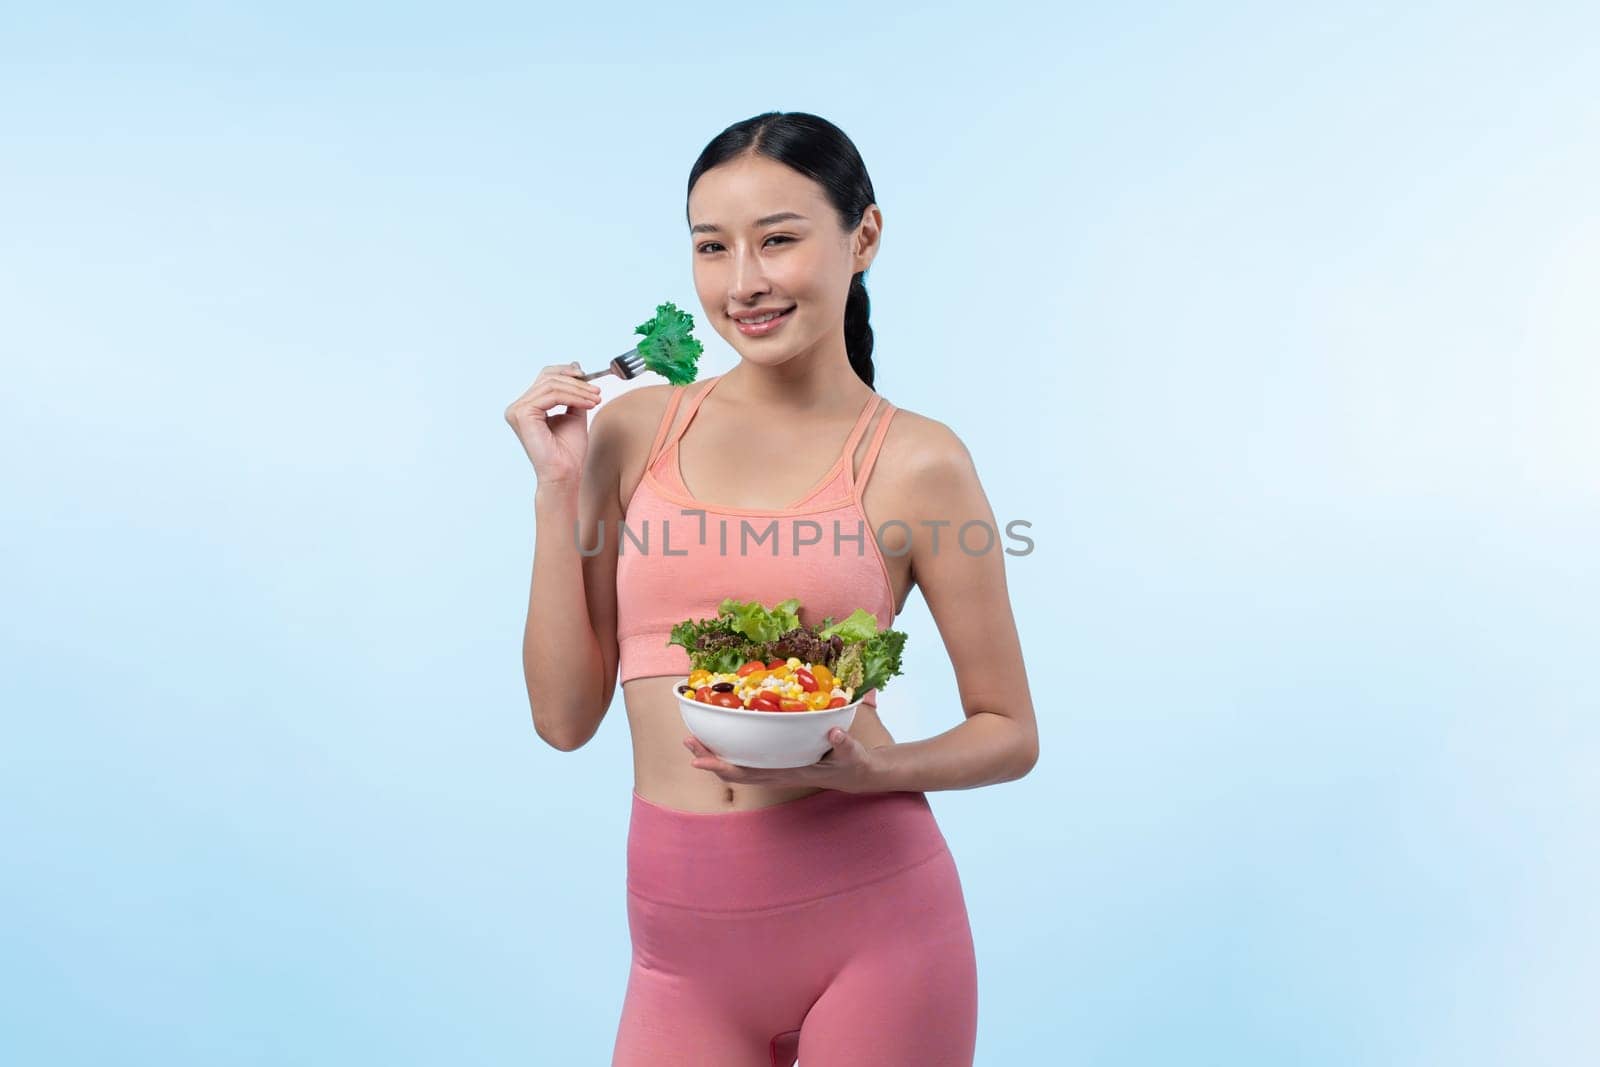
{"left": 819, "top": 605, "right": 908, "bottom": 695}
{"left": 857, "top": 629, "right": 908, "bottom": 694}
{"left": 695, "top": 641, "right": 763, "bottom": 675}
{"left": 667, "top": 616, "right": 723, "bottom": 654}
{"left": 666, "top": 616, "right": 763, "bottom": 674}
{"left": 832, "top": 643, "right": 865, "bottom": 692}
{"left": 717, "top": 596, "right": 800, "bottom": 644}
{"left": 817, "top": 607, "right": 880, "bottom": 644}
{"left": 634, "top": 301, "right": 703, "bottom": 385}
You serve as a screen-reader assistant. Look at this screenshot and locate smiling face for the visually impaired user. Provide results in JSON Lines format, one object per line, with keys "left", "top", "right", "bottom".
{"left": 688, "top": 153, "right": 881, "bottom": 369}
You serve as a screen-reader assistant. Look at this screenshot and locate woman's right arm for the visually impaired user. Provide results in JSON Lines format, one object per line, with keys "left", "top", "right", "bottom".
{"left": 505, "top": 362, "right": 625, "bottom": 750}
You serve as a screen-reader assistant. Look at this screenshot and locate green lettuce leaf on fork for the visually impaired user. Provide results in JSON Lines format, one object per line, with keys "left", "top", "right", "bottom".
{"left": 634, "top": 301, "right": 703, "bottom": 385}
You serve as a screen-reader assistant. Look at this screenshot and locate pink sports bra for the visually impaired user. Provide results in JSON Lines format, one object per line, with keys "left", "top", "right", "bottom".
{"left": 615, "top": 373, "right": 900, "bottom": 709}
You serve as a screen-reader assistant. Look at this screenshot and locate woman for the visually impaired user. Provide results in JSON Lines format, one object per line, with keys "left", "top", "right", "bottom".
{"left": 505, "top": 112, "right": 1038, "bottom": 1066}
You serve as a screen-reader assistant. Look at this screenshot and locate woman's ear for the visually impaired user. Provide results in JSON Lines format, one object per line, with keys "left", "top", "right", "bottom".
{"left": 853, "top": 204, "right": 883, "bottom": 271}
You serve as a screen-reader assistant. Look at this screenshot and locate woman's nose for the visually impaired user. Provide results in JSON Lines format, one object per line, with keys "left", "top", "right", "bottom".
{"left": 729, "top": 249, "right": 769, "bottom": 300}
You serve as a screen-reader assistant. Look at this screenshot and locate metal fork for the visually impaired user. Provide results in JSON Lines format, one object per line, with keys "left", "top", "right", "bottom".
{"left": 581, "top": 347, "right": 648, "bottom": 382}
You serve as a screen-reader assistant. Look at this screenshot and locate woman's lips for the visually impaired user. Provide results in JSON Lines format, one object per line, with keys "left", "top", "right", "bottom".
{"left": 733, "top": 306, "right": 795, "bottom": 336}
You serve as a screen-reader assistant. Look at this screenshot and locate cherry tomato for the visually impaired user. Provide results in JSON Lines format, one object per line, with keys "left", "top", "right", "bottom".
{"left": 778, "top": 699, "right": 809, "bottom": 712}
{"left": 795, "top": 668, "right": 818, "bottom": 693}
{"left": 749, "top": 693, "right": 781, "bottom": 712}
{"left": 710, "top": 691, "right": 743, "bottom": 709}
{"left": 695, "top": 686, "right": 713, "bottom": 703}
{"left": 736, "top": 659, "right": 765, "bottom": 677}
{"left": 766, "top": 658, "right": 785, "bottom": 670}
{"left": 826, "top": 697, "right": 846, "bottom": 709}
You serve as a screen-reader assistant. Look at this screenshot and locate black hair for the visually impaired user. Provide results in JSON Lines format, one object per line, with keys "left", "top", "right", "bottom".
{"left": 686, "top": 111, "right": 879, "bottom": 390}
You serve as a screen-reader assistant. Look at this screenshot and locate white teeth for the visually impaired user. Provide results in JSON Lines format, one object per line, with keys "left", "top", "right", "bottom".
{"left": 736, "top": 308, "right": 791, "bottom": 324}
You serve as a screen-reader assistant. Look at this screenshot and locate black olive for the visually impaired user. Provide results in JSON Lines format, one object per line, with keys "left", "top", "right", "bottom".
{"left": 711, "top": 682, "right": 735, "bottom": 692}
{"left": 676, "top": 684, "right": 691, "bottom": 695}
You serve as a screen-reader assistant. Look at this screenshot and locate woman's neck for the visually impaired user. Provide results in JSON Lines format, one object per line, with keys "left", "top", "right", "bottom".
{"left": 715, "top": 352, "right": 871, "bottom": 416}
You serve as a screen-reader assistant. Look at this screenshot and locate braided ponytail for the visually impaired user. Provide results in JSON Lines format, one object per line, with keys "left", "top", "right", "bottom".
{"left": 843, "top": 270, "right": 875, "bottom": 389}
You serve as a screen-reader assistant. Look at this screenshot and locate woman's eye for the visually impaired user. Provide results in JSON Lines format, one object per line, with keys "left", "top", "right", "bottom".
{"left": 696, "top": 236, "right": 794, "bottom": 255}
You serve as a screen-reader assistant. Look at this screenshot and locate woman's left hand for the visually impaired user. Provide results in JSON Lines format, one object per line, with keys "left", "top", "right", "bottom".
{"left": 684, "top": 728, "right": 883, "bottom": 793}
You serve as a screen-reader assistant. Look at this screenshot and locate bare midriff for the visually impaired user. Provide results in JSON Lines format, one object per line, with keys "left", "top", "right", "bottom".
{"left": 623, "top": 675, "right": 897, "bottom": 812}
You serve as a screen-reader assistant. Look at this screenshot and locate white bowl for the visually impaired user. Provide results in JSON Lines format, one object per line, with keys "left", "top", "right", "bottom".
{"left": 675, "top": 678, "right": 863, "bottom": 769}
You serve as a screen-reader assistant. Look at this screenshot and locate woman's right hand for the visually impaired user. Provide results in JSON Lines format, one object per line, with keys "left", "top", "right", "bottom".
{"left": 504, "top": 361, "right": 604, "bottom": 489}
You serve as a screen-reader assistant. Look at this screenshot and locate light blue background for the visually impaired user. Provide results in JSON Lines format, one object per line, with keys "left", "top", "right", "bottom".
{"left": 3, "top": 3, "right": 1596, "bottom": 1064}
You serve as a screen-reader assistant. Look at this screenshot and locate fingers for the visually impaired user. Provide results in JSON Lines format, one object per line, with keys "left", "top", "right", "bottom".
{"left": 535, "top": 363, "right": 603, "bottom": 407}
{"left": 542, "top": 378, "right": 603, "bottom": 413}
{"left": 541, "top": 360, "right": 591, "bottom": 385}
{"left": 684, "top": 737, "right": 742, "bottom": 777}
{"left": 505, "top": 364, "right": 604, "bottom": 426}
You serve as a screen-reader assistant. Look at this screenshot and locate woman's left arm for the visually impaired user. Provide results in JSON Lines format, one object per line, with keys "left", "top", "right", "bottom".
{"left": 862, "top": 415, "right": 1039, "bottom": 793}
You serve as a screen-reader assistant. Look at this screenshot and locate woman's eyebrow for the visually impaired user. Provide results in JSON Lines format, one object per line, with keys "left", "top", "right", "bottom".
{"left": 690, "top": 211, "right": 809, "bottom": 235}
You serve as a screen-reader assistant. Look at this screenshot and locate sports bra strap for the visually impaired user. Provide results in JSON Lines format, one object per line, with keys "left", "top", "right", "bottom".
{"left": 645, "top": 382, "right": 692, "bottom": 468}
{"left": 656, "top": 376, "right": 887, "bottom": 492}
{"left": 657, "top": 376, "right": 720, "bottom": 460}
{"left": 851, "top": 400, "right": 897, "bottom": 497}
{"left": 835, "top": 392, "right": 883, "bottom": 471}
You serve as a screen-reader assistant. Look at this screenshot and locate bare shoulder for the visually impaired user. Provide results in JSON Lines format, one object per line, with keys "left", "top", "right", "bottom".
{"left": 877, "top": 403, "right": 979, "bottom": 490}
{"left": 587, "top": 381, "right": 680, "bottom": 511}
{"left": 861, "top": 403, "right": 991, "bottom": 580}
{"left": 592, "top": 380, "right": 675, "bottom": 439}
{"left": 587, "top": 380, "right": 678, "bottom": 466}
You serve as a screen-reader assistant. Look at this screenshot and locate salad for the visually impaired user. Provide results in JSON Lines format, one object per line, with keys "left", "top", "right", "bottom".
{"left": 667, "top": 597, "right": 908, "bottom": 713}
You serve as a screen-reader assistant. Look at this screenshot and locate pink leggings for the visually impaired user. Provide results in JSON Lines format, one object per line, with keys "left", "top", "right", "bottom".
{"left": 612, "top": 786, "right": 978, "bottom": 1066}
